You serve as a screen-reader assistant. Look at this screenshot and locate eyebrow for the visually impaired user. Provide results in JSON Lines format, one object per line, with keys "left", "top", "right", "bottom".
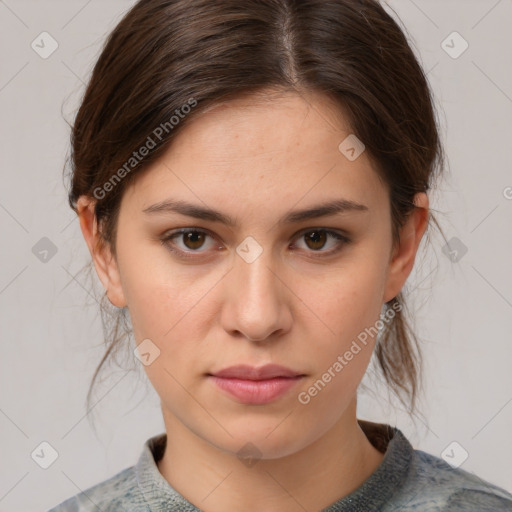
{"left": 142, "top": 198, "right": 369, "bottom": 226}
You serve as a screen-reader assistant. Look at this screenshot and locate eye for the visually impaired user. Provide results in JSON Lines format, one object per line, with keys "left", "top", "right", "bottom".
{"left": 160, "top": 228, "right": 351, "bottom": 260}
{"left": 161, "top": 228, "right": 219, "bottom": 257}
{"left": 291, "top": 229, "right": 350, "bottom": 256}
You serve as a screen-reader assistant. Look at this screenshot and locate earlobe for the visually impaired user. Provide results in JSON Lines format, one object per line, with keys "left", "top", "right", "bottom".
{"left": 383, "top": 193, "right": 429, "bottom": 304}
{"left": 76, "top": 196, "right": 127, "bottom": 308}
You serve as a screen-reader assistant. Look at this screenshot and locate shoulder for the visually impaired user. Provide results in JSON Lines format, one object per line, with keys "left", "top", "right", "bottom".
{"left": 358, "top": 421, "right": 512, "bottom": 512}
{"left": 46, "top": 465, "right": 147, "bottom": 512}
{"left": 390, "top": 447, "right": 512, "bottom": 511}
{"left": 46, "top": 432, "right": 194, "bottom": 512}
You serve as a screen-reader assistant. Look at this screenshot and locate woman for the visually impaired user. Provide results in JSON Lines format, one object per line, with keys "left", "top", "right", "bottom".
{"left": 48, "top": 0, "right": 512, "bottom": 510}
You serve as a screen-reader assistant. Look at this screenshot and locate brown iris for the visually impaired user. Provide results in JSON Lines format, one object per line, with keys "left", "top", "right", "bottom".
{"left": 303, "top": 231, "right": 327, "bottom": 250}
{"left": 183, "top": 231, "right": 206, "bottom": 250}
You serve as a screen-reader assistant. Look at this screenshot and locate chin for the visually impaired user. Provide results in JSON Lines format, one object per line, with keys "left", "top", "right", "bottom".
{"left": 204, "top": 416, "right": 318, "bottom": 462}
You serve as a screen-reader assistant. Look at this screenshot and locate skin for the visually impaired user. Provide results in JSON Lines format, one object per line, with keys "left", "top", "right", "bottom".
{"left": 78, "top": 89, "right": 429, "bottom": 512}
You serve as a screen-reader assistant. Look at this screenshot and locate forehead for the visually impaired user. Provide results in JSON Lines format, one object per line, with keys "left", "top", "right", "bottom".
{"left": 121, "top": 90, "right": 388, "bottom": 217}
{"left": 173, "top": 90, "right": 353, "bottom": 156}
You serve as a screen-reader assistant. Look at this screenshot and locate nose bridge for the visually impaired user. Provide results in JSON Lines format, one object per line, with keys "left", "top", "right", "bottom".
{"left": 223, "top": 236, "right": 290, "bottom": 341}
{"left": 238, "top": 246, "right": 278, "bottom": 297}
{"left": 234, "top": 233, "right": 278, "bottom": 288}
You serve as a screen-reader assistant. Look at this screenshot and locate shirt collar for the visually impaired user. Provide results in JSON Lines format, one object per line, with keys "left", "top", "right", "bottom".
{"left": 134, "top": 420, "right": 413, "bottom": 511}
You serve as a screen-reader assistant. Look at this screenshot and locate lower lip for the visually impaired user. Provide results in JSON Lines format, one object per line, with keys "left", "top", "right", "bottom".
{"left": 209, "top": 375, "right": 303, "bottom": 405}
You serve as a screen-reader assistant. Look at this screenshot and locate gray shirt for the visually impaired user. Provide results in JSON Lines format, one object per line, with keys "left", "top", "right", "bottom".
{"left": 47, "top": 420, "right": 512, "bottom": 511}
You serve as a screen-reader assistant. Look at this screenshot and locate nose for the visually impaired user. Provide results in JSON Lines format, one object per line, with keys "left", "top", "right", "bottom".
{"left": 220, "top": 247, "right": 292, "bottom": 343}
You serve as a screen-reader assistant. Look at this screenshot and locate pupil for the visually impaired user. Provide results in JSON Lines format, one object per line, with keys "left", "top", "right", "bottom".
{"left": 307, "top": 231, "right": 326, "bottom": 250}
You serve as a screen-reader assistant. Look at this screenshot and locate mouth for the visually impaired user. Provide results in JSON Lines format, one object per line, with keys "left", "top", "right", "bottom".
{"left": 209, "top": 363, "right": 304, "bottom": 380}
{"left": 207, "top": 364, "right": 306, "bottom": 405}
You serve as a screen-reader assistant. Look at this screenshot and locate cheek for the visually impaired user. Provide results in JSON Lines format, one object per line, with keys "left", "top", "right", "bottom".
{"left": 290, "top": 256, "right": 387, "bottom": 408}
{"left": 125, "top": 273, "right": 210, "bottom": 403}
{"left": 119, "top": 241, "right": 209, "bottom": 336}
{"left": 122, "top": 261, "right": 221, "bottom": 388}
{"left": 296, "top": 258, "right": 386, "bottom": 343}
{"left": 294, "top": 277, "right": 381, "bottom": 421}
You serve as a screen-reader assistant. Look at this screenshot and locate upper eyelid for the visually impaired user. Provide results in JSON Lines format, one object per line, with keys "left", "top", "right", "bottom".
{"left": 164, "top": 226, "right": 347, "bottom": 238}
{"left": 164, "top": 227, "right": 348, "bottom": 247}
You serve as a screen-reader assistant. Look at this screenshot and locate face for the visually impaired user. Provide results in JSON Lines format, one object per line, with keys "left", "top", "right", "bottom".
{"left": 80, "top": 90, "right": 427, "bottom": 459}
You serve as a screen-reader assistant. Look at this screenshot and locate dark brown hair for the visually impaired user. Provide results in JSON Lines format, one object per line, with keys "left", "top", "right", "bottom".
{"left": 64, "top": 0, "right": 446, "bottom": 416}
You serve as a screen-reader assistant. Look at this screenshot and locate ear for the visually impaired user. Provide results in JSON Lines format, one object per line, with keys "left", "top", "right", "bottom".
{"left": 77, "top": 196, "right": 127, "bottom": 308}
{"left": 383, "top": 192, "right": 429, "bottom": 304}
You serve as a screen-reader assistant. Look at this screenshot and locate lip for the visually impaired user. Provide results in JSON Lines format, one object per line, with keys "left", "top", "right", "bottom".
{"left": 211, "top": 364, "right": 303, "bottom": 380}
{"left": 208, "top": 364, "right": 305, "bottom": 405}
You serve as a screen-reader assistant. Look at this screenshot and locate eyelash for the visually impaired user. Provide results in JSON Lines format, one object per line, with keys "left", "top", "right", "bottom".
{"left": 159, "top": 228, "right": 351, "bottom": 260}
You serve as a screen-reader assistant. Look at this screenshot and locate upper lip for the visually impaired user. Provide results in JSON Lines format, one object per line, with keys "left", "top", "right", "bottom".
{"left": 210, "top": 364, "right": 304, "bottom": 380}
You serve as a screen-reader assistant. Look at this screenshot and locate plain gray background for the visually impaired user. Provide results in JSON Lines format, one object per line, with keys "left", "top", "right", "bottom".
{"left": 1, "top": 1, "right": 511, "bottom": 510}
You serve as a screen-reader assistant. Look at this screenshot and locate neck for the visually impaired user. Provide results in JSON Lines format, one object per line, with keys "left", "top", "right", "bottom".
{"left": 157, "top": 400, "right": 385, "bottom": 512}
